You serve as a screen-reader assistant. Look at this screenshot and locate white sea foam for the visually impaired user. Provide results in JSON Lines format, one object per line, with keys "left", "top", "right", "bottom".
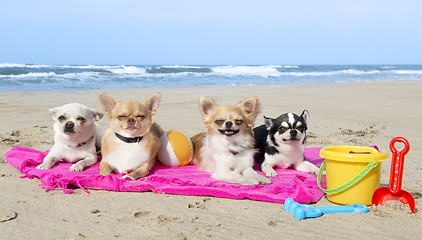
{"left": 107, "top": 65, "right": 146, "bottom": 74}
{"left": 0, "top": 63, "right": 52, "bottom": 68}
{"left": 2, "top": 72, "right": 57, "bottom": 78}
{"left": 161, "top": 65, "right": 205, "bottom": 69}
{"left": 0, "top": 63, "right": 27, "bottom": 68}
{"left": 59, "top": 65, "right": 113, "bottom": 69}
{"left": 211, "top": 65, "right": 282, "bottom": 77}
{"left": 390, "top": 70, "right": 422, "bottom": 74}
{"left": 277, "top": 69, "right": 382, "bottom": 77}
{"left": 278, "top": 65, "right": 299, "bottom": 68}
{"left": 340, "top": 69, "right": 381, "bottom": 75}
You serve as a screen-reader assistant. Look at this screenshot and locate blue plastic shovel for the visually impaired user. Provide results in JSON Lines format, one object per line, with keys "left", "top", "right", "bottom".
{"left": 283, "top": 198, "right": 369, "bottom": 220}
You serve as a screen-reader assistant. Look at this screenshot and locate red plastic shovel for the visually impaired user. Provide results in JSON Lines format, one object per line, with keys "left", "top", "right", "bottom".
{"left": 372, "top": 137, "right": 415, "bottom": 213}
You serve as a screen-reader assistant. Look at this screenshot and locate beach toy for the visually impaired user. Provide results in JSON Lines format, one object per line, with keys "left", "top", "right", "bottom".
{"left": 283, "top": 198, "right": 368, "bottom": 220}
{"left": 372, "top": 137, "right": 415, "bottom": 213}
{"left": 317, "top": 146, "right": 388, "bottom": 205}
{"left": 157, "top": 130, "right": 194, "bottom": 167}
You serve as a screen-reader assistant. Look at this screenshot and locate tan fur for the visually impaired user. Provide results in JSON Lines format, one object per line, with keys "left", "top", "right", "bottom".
{"left": 99, "top": 92, "right": 163, "bottom": 180}
{"left": 191, "top": 96, "right": 269, "bottom": 185}
{"left": 190, "top": 132, "right": 207, "bottom": 166}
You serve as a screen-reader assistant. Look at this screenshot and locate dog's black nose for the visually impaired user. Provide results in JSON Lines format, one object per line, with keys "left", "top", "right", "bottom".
{"left": 225, "top": 121, "right": 233, "bottom": 128}
{"left": 128, "top": 118, "right": 136, "bottom": 124}
{"left": 65, "top": 121, "right": 74, "bottom": 129}
{"left": 290, "top": 129, "right": 297, "bottom": 137}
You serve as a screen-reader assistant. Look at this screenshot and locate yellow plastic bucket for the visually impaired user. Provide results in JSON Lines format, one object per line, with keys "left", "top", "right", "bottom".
{"left": 317, "top": 146, "right": 388, "bottom": 205}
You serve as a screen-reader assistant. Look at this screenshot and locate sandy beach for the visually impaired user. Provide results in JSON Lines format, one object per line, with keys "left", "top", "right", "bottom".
{"left": 1, "top": 80, "right": 421, "bottom": 239}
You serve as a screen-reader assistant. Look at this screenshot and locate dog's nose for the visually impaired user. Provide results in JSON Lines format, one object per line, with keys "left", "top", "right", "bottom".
{"left": 127, "top": 118, "right": 136, "bottom": 124}
{"left": 65, "top": 121, "right": 74, "bottom": 129}
{"left": 225, "top": 121, "right": 233, "bottom": 128}
{"left": 290, "top": 129, "right": 297, "bottom": 137}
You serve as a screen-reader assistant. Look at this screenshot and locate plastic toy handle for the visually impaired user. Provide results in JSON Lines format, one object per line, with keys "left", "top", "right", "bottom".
{"left": 389, "top": 137, "right": 410, "bottom": 194}
{"left": 316, "top": 204, "right": 369, "bottom": 214}
{"left": 317, "top": 158, "right": 378, "bottom": 194}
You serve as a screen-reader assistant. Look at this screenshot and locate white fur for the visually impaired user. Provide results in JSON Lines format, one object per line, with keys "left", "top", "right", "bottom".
{"left": 198, "top": 134, "right": 270, "bottom": 185}
{"left": 102, "top": 135, "right": 151, "bottom": 175}
{"left": 287, "top": 112, "right": 295, "bottom": 124}
{"left": 261, "top": 139, "right": 318, "bottom": 177}
{"left": 37, "top": 103, "right": 103, "bottom": 171}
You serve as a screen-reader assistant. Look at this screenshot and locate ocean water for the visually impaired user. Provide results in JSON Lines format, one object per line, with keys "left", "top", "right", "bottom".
{"left": 1, "top": 63, "right": 422, "bottom": 92}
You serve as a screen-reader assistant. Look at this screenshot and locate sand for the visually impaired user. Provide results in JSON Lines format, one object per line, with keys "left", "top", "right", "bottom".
{"left": 0, "top": 80, "right": 421, "bottom": 239}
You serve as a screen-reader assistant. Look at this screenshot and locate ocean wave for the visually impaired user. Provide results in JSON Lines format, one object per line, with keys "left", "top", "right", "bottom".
{"left": 0, "top": 63, "right": 27, "bottom": 68}
{"left": 390, "top": 70, "right": 422, "bottom": 74}
{"left": 1, "top": 63, "right": 422, "bottom": 92}
{"left": 339, "top": 69, "right": 382, "bottom": 75}
{"left": 0, "top": 63, "right": 114, "bottom": 69}
{"left": 0, "top": 63, "right": 52, "bottom": 68}
{"left": 212, "top": 66, "right": 282, "bottom": 77}
{"left": 161, "top": 65, "right": 207, "bottom": 69}
{"left": 106, "top": 66, "right": 146, "bottom": 74}
{"left": 1, "top": 72, "right": 57, "bottom": 78}
{"left": 277, "top": 69, "right": 382, "bottom": 77}
{"left": 141, "top": 65, "right": 298, "bottom": 76}
{"left": 147, "top": 66, "right": 212, "bottom": 74}
{"left": 0, "top": 63, "right": 145, "bottom": 73}
{"left": 277, "top": 65, "right": 299, "bottom": 68}
{"left": 0, "top": 71, "right": 105, "bottom": 80}
{"left": 0, "top": 65, "right": 400, "bottom": 79}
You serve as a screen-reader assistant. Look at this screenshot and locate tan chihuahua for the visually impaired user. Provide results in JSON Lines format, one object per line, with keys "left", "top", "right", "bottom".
{"left": 191, "top": 96, "right": 270, "bottom": 185}
{"left": 99, "top": 92, "right": 164, "bottom": 180}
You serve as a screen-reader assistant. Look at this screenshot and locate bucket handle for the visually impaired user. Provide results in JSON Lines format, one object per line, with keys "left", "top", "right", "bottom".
{"left": 317, "top": 158, "right": 378, "bottom": 194}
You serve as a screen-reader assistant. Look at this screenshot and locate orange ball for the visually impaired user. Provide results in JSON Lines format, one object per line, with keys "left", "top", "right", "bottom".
{"left": 157, "top": 130, "right": 193, "bottom": 167}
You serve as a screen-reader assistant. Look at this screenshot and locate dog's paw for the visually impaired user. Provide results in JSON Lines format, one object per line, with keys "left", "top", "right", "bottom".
{"left": 240, "top": 179, "right": 260, "bottom": 186}
{"left": 121, "top": 175, "right": 135, "bottom": 181}
{"left": 296, "top": 161, "right": 319, "bottom": 175}
{"left": 239, "top": 175, "right": 271, "bottom": 186}
{"left": 264, "top": 169, "right": 278, "bottom": 177}
{"left": 261, "top": 165, "right": 278, "bottom": 177}
{"left": 36, "top": 163, "right": 51, "bottom": 170}
{"left": 265, "top": 171, "right": 278, "bottom": 177}
{"left": 256, "top": 175, "right": 271, "bottom": 185}
{"left": 69, "top": 163, "right": 84, "bottom": 172}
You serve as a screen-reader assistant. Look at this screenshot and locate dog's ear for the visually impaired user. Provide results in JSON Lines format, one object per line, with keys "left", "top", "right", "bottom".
{"left": 199, "top": 96, "right": 217, "bottom": 116}
{"left": 238, "top": 96, "right": 261, "bottom": 123}
{"left": 49, "top": 107, "right": 60, "bottom": 121}
{"left": 99, "top": 93, "right": 117, "bottom": 116}
{"left": 145, "top": 92, "right": 161, "bottom": 116}
{"left": 264, "top": 116, "right": 273, "bottom": 130}
{"left": 91, "top": 109, "right": 104, "bottom": 121}
{"left": 300, "top": 110, "right": 309, "bottom": 124}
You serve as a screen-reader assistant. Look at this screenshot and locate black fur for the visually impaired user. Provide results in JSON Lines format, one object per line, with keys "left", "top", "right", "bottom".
{"left": 253, "top": 125, "right": 269, "bottom": 162}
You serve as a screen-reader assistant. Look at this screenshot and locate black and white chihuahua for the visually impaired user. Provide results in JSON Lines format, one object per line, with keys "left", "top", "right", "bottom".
{"left": 253, "top": 110, "right": 319, "bottom": 177}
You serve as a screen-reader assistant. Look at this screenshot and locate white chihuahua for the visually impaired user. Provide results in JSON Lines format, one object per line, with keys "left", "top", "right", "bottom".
{"left": 37, "top": 103, "right": 103, "bottom": 171}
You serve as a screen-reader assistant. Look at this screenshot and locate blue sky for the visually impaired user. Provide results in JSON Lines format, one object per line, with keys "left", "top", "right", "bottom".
{"left": 1, "top": 0, "right": 421, "bottom": 65}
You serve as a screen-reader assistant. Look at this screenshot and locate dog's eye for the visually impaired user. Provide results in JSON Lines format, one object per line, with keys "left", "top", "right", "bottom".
{"left": 77, "top": 117, "right": 86, "bottom": 121}
{"left": 279, "top": 127, "right": 287, "bottom": 132}
{"left": 235, "top": 120, "right": 243, "bottom": 125}
{"left": 118, "top": 115, "right": 127, "bottom": 120}
{"left": 136, "top": 115, "right": 145, "bottom": 119}
{"left": 58, "top": 115, "right": 66, "bottom": 121}
{"left": 297, "top": 126, "right": 306, "bottom": 132}
{"left": 215, "top": 120, "right": 224, "bottom": 125}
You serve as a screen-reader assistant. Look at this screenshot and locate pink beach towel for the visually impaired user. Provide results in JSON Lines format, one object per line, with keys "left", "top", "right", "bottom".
{"left": 5, "top": 146, "right": 326, "bottom": 204}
